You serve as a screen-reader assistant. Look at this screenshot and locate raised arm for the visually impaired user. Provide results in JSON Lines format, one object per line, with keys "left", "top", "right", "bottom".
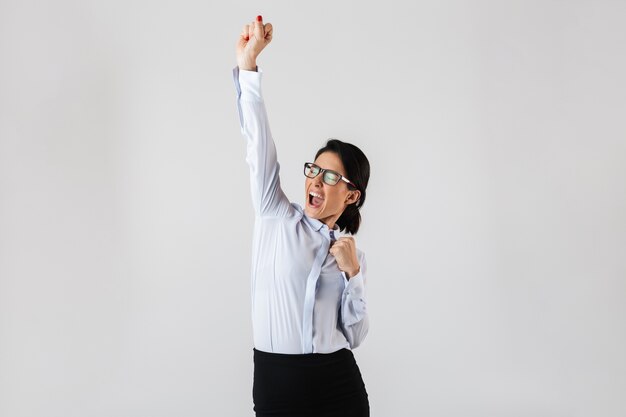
{"left": 233, "top": 16, "right": 293, "bottom": 218}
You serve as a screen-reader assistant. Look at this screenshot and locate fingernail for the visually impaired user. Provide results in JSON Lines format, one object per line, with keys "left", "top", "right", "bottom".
{"left": 257, "top": 15, "right": 262, "bottom": 21}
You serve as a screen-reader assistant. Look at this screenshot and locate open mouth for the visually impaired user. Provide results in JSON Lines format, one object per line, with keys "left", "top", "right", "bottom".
{"left": 308, "top": 191, "right": 324, "bottom": 209}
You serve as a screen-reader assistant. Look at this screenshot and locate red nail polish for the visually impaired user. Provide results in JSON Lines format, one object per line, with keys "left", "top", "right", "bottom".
{"left": 257, "top": 15, "right": 262, "bottom": 21}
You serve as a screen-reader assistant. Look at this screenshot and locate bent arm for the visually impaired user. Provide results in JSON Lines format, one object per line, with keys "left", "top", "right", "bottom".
{"left": 232, "top": 65, "right": 293, "bottom": 218}
{"left": 340, "top": 253, "right": 369, "bottom": 349}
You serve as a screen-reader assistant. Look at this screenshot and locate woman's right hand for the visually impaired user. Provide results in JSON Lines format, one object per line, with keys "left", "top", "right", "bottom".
{"left": 236, "top": 15, "right": 273, "bottom": 71}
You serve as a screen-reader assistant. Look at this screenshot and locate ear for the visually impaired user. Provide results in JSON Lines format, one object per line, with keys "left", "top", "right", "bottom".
{"left": 345, "top": 189, "right": 361, "bottom": 205}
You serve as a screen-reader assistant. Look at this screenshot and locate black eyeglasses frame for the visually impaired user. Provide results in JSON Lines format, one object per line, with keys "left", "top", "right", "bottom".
{"left": 303, "top": 162, "right": 357, "bottom": 189}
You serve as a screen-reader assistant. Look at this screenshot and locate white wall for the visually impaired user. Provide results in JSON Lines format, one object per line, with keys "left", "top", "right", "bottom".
{"left": 1, "top": 1, "right": 625, "bottom": 416}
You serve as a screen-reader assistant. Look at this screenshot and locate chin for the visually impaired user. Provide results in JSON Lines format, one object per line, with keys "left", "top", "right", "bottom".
{"left": 305, "top": 207, "right": 320, "bottom": 218}
{"left": 304, "top": 203, "right": 324, "bottom": 218}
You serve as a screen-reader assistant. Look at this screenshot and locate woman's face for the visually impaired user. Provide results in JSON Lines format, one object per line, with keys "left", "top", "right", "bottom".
{"left": 304, "top": 151, "right": 360, "bottom": 228}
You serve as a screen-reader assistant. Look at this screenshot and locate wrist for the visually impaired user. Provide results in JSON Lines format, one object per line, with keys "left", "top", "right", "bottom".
{"left": 238, "top": 59, "right": 257, "bottom": 72}
{"left": 346, "top": 266, "right": 360, "bottom": 279}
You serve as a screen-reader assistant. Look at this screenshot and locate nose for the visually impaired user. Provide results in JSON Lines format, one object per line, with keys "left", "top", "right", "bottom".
{"left": 311, "top": 174, "right": 324, "bottom": 187}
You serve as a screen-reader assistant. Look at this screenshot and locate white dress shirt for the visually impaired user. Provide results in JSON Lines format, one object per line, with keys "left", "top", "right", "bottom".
{"left": 232, "top": 65, "right": 369, "bottom": 354}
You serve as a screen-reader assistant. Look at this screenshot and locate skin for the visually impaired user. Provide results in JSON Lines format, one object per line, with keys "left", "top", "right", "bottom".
{"left": 235, "top": 16, "right": 362, "bottom": 279}
{"left": 236, "top": 16, "right": 272, "bottom": 71}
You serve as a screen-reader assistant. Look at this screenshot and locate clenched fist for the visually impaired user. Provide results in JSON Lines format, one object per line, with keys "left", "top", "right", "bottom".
{"left": 236, "top": 15, "right": 273, "bottom": 71}
{"left": 329, "top": 237, "right": 361, "bottom": 279}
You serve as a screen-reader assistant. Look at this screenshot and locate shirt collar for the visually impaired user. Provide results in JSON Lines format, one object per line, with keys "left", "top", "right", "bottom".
{"left": 295, "top": 203, "right": 342, "bottom": 240}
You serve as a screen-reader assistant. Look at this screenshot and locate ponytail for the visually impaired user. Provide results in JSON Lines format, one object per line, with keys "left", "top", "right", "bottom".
{"left": 336, "top": 201, "right": 361, "bottom": 235}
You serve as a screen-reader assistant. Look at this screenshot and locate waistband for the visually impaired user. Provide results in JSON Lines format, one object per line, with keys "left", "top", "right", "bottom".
{"left": 253, "top": 347, "right": 353, "bottom": 366}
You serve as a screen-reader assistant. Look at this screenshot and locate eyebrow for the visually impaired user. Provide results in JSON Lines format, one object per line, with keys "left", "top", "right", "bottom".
{"left": 313, "top": 163, "right": 344, "bottom": 175}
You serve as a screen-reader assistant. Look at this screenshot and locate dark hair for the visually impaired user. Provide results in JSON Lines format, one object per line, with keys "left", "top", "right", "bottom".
{"left": 315, "top": 138, "right": 370, "bottom": 235}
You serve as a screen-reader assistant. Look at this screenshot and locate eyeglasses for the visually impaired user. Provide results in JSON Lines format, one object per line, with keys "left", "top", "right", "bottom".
{"left": 303, "top": 162, "right": 357, "bottom": 188}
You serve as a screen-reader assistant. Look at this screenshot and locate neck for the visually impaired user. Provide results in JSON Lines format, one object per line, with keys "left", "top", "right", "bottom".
{"left": 319, "top": 213, "right": 340, "bottom": 231}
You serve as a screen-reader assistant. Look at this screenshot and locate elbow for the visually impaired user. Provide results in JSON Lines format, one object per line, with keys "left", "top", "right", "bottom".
{"left": 350, "top": 335, "right": 364, "bottom": 350}
{"left": 345, "top": 315, "right": 369, "bottom": 350}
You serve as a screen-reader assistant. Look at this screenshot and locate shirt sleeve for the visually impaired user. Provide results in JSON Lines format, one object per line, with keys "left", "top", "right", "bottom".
{"left": 339, "top": 253, "right": 369, "bottom": 349}
{"left": 232, "top": 65, "right": 294, "bottom": 218}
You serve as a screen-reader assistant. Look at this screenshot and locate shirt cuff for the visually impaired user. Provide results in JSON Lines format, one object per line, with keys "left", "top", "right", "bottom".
{"left": 341, "top": 271, "right": 366, "bottom": 327}
{"left": 342, "top": 270, "right": 365, "bottom": 299}
{"left": 232, "top": 65, "right": 264, "bottom": 102}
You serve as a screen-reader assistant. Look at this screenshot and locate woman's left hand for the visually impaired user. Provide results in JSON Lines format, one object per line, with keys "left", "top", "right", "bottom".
{"left": 329, "top": 237, "right": 360, "bottom": 279}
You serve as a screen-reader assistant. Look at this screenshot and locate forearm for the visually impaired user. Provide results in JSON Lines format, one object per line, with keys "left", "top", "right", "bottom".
{"left": 239, "top": 62, "right": 258, "bottom": 72}
{"left": 339, "top": 255, "right": 368, "bottom": 348}
{"left": 232, "top": 66, "right": 291, "bottom": 217}
{"left": 341, "top": 274, "right": 367, "bottom": 327}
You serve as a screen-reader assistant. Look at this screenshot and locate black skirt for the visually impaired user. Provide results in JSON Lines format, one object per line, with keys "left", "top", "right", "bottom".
{"left": 252, "top": 347, "right": 370, "bottom": 417}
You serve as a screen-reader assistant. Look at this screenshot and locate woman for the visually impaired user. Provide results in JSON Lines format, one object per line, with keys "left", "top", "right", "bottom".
{"left": 233, "top": 15, "right": 371, "bottom": 417}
